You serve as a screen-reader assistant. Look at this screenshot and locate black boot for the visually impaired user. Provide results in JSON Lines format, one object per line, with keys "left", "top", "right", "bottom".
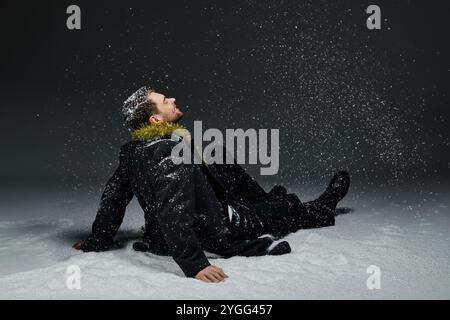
{"left": 316, "top": 171, "right": 351, "bottom": 211}
{"left": 267, "top": 241, "right": 291, "bottom": 255}
{"left": 296, "top": 171, "right": 350, "bottom": 229}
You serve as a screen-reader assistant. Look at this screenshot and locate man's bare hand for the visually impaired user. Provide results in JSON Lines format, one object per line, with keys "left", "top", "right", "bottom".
{"left": 72, "top": 240, "right": 84, "bottom": 251}
{"left": 195, "top": 265, "right": 228, "bottom": 283}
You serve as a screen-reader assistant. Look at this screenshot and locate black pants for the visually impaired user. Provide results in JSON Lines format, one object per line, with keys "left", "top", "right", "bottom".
{"left": 206, "top": 169, "right": 335, "bottom": 241}
{"left": 225, "top": 196, "right": 335, "bottom": 241}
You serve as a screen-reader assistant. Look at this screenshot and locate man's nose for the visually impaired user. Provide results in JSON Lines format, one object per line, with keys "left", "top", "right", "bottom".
{"left": 170, "top": 98, "right": 176, "bottom": 104}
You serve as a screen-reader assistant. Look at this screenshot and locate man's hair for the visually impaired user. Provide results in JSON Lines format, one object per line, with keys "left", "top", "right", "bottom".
{"left": 122, "top": 86, "right": 157, "bottom": 130}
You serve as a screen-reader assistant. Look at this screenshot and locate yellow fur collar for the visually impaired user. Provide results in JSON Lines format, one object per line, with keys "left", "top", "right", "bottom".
{"left": 132, "top": 122, "right": 186, "bottom": 141}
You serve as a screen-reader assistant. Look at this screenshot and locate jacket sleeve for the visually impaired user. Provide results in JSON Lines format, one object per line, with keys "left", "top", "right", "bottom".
{"left": 148, "top": 148, "right": 211, "bottom": 278}
{"left": 81, "top": 147, "right": 134, "bottom": 252}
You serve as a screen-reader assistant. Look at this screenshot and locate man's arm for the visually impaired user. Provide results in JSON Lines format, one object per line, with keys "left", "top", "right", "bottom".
{"left": 77, "top": 147, "right": 134, "bottom": 252}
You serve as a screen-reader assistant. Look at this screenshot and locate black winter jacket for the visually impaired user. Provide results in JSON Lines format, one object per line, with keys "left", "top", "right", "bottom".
{"left": 81, "top": 124, "right": 305, "bottom": 278}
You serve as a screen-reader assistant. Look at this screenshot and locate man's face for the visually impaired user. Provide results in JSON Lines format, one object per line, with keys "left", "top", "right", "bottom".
{"left": 148, "top": 91, "right": 184, "bottom": 124}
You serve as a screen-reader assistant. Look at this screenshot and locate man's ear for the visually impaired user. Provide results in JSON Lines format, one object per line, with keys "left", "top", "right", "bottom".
{"left": 149, "top": 115, "right": 162, "bottom": 124}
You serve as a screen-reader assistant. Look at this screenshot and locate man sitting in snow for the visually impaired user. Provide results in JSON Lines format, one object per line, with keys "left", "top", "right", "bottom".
{"left": 73, "top": 86, "right": 350, "bottom": 283}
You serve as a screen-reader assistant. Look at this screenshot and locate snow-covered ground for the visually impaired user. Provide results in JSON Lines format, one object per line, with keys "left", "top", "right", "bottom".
{"left": 0, "top": 181, "right": 449, "bottom": 299}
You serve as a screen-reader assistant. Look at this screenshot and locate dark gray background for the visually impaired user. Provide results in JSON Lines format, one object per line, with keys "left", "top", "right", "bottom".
{"left": 1, "top": 0, "right": 449, "bottom": 194}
